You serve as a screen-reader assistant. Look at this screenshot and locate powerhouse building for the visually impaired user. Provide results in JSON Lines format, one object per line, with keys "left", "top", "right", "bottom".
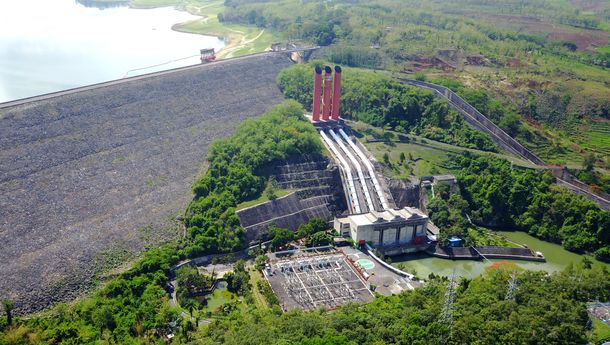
{"left": 334, "top": 207, "right": 429, "bottom": 253}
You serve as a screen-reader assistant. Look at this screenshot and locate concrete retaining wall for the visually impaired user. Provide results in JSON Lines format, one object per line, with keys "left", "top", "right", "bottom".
{"left": 237, "top": 156, "right": 346, "bottom": 244}
{"left": 426, "top": 245, "right": 544, "bottom": 262}
{"left": 365, "top": 244, "right": 415, "bottom": 280}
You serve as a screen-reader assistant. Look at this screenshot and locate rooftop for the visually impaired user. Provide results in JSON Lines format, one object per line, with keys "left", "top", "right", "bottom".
{"left": 339, "top": 207, "right": 428, "bottom": 226}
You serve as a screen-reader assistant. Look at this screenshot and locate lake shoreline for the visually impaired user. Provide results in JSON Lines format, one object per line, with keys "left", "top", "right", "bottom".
{"left": 126, "top": 0, "right": 274, "bottom": 59}
{"left": 392, "top": 230, "right": 610, "bottom": 280}
{"left": 0, "top": 0, "right": 224, "bottom": 102}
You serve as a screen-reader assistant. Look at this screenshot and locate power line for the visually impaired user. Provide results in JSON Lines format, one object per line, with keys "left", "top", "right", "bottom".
{"left": 123, "top": 54, "right": 200, "bottom": 78}
{"left": 439, "top": 270, "right": 457, "bottom": 345}
{"left": 505, "top": 271, "right": 518, "bottom": 301}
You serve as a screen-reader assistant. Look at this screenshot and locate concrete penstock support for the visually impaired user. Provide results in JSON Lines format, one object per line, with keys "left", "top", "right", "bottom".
{"left": 331, "top": 65, "right": 342, "bottom": 121}
{"left": 322, "top": 65, "right": 333, "bottom": 121}
{"left": 312, "top": 65, "right": 322, "bottom": 121}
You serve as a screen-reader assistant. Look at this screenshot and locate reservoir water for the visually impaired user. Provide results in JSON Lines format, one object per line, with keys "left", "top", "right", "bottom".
{"left": 0, "top": 0, "right": 224, "bottom": 103}
{"left": 393, "top": 231, "right": 610, "bottom": 279}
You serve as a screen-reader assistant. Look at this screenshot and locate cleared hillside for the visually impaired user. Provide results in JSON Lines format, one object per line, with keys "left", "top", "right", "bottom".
{"left": 0, "top": 53, "right": 294, "bottom": 314}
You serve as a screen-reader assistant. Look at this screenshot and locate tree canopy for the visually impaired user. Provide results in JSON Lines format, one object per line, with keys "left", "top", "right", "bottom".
{"left": 278, "top": 63, "right": 497, "bottom": 152}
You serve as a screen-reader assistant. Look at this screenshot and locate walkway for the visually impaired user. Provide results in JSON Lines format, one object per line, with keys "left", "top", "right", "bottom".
{"left": 400, "top": 79, "right": 610, "bottom": 210}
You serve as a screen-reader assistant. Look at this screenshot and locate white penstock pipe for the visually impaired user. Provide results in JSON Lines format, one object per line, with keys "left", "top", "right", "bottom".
{"left": 329, "top": 129, "right": 375, "bottom": 212}
{"left": 339, "top": 128, "right": 389, "bottom": 210}
{"left": 319, "top": 130, "right": 361, "bottom": 214}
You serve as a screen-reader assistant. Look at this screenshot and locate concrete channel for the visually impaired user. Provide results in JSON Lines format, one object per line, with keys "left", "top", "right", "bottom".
{"left": 338, "top": 128, "right": 389, "bottom": 210}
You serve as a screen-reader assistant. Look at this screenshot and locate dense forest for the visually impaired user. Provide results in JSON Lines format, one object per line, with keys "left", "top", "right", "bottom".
{"left": 426, "top": 154, "right": 610, "bottom": 261}
{"left": 278, "top": 63, "right": 497, "bottom": 152}
{"left": 2, "top": 100, "right": 609, "bottom": 344}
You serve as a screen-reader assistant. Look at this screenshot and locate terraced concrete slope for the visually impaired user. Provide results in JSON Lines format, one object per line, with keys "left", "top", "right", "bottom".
{"left": 0, "top": 53, "right": 294, "bottom": 314}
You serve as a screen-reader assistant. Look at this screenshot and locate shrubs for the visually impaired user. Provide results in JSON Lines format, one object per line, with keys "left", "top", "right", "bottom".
{"left": 175, "top": 266, "right": 214, "bottom": 306}
{"left": 269, "top": 226, "right": 295, "bottom": 251}
{"left": 256, "top": 280, "right": 279, "bottom": 307}
{"left": 225, "top": 260, "right": 250, "bottom": 296}
{"left": 305, "top": 232, "right": 333, "bottom": 247}
{"left": 594, "top": 247, "right": 610, "bottom": 262}
{"left": 456, "top": 154, "right": 610, "bottom": 255}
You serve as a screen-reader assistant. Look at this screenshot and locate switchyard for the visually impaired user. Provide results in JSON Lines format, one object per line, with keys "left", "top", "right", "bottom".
{"left": 264, "top": 253, "right": 374, "bottom": 311}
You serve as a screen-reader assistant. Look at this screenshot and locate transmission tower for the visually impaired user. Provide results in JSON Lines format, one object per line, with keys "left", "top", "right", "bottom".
{"left": 439, "top": 271, "right": 458, "bottom": 345}
{"left": 505, "top": 271, "right": 518, "bottom": 301}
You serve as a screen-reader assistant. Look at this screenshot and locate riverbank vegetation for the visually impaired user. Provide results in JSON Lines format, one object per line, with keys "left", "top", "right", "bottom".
{"left": 128, "top": 0, "right": 278, "bottom": 58}
{"left": 423, "top": 153, "right": 610, "bottom": 262}
{"left": 278, "top": 63, "right": 497, "bottom": 152}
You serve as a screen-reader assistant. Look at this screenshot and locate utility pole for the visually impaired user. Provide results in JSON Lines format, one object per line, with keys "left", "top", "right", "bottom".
{"left": 439, "top": 271, "right": 457, "bottom": 345}
{"left": 505, "top": 271, "right": 518, "bottom": 301}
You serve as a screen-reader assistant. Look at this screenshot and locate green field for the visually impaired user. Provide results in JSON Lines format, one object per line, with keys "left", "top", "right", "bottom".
{"left": 360, "top": 124, "right": 538, "bottom": 178}
{"left": 236, "top": 188, "right": 298, "bottom": 210}
{"left": 248, "top": 269, "right": 271, "bottom": 311}
{"left": 590, "top": 318, "right": 610, "bottom": 344}
{"left": 577, "top": 121, "right": 610, "bottom": 156}
{"left": 129, "top": 0, "right": 279, "bottom": 58}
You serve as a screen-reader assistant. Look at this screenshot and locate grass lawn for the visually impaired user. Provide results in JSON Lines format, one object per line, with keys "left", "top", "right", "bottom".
{"left": 130, "top": 0, "right": 179, "bottom": 8}
{"left": 362, "top": 130, "right": 538, "bottom": 178}
{"left": 236, "top": 188, "right": 298, "bottom": 210}
{"left": 590, "top": 318, "right": 610, "bottom": 344}
{"left": 172, "top": 1, "right": 279, "bottom": 58}
{"left": 366, "top": 141, "right": 453, "bottom": 177}
{"left": 248, "top": 268, "right": 270, "bottom": 311}
{"left": 129, "top": 0, "right": 279, "bottom": 58}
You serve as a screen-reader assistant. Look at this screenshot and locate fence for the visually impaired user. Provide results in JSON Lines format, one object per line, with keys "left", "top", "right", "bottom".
{"left": 401, "top": 78, "right": 610, "bottom": 210}
{"left": 401, "top": 79, "right": 545, "bottom": 165}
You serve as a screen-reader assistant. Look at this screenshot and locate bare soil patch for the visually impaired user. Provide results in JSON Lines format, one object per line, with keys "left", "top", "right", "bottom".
{"left": 477, "top": 13, "right": 609, "bottom": 51}
{"left": 570, "top": 0, "right": 610, "bottom": 14}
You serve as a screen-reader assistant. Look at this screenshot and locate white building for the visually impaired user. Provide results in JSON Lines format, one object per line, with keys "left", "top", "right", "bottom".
{"left": 334, "top": 207, "right": 429, "bottom": 251}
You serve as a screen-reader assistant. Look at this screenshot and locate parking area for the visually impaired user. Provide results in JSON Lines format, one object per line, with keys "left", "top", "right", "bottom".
{"left": 264, "top": 253, "right": 374, "bottom": 311}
